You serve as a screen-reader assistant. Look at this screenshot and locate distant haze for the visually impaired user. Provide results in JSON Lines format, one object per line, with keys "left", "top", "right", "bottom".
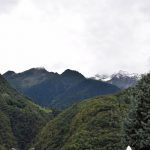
{"left": 0, "top": 0, "right": 150, "bottom": 77}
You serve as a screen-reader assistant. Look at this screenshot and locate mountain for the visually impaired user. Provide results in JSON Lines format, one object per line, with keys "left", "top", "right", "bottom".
{"left": 92, "top": 70, "right": 140, "bottom": 89}
{"left": 33, "top": 95, "right": 125, "bottom": 150}
{"left": 3, "top": 68, "right": 120, "bottom": 109}
{"left": 3, "top": 68, "right": 59, "bottom": 90}
{"left": 0, "top": 74, "right": 53, "bottom": 150}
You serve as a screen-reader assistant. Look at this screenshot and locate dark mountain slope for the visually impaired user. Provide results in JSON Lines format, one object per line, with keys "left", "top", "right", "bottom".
{"left": 51, "top": 79, "right": 120, "bottom": 109}
{"left": 0, "top": 74, "right": 53, "bottom": 150}
{"left": 4, "top": 68, "right": 59, "bottom": 91}
{"left": 34, "top": 95, "right": 125, "bottom": 150}
{"left": 4, "top": 68, "right": 120, "bottom": 109}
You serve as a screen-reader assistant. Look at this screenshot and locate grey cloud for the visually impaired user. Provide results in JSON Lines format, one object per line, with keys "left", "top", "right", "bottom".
{"left": 0, "top": 0, "right": 19, "bottom": 14}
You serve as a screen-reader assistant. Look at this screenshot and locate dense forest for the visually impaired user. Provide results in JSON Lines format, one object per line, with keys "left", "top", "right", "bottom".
{"left": 0, "top": 75, "right": 54, "bottom": 150}
{"left": 34, "top": 95, "right": 126, "bottom": 150}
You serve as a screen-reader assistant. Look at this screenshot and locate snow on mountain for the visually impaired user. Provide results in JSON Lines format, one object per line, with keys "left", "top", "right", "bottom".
{"left": 111, "top": 70, "right": 141, "bottom": 79}
{"left": 94, "top": 74, "right": 111, "bottom": 81}
{"left": 92, "top": 70, "right": 141, "bottom": 89}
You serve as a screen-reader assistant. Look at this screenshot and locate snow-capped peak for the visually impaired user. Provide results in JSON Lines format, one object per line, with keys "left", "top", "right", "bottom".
{"left": 92, "top": 70, "right": 141, "bottom": 82}
{"left": 91, "top": 70, "right": 141, "bottom": 89}
{"left": 112, "top": 70, "right": 140, "bottom": 79}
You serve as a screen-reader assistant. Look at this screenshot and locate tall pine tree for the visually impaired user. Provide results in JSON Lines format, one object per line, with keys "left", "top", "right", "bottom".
{"left": 123, "top": 73, "right": 150, "bottom": 150}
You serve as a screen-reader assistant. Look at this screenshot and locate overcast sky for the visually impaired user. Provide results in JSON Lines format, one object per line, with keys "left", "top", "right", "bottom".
{"left": 0, "top": 0, "right": 150, "bottom": 77}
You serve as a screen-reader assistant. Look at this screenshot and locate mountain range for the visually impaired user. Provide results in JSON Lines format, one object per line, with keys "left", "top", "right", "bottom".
{"left": 0, "top": 72, "right": 128, "bottom": 150}
{"left": 91, "top": 70, "right": 141, "bottom": 89}
{"left": 3, "top": 68, "right": 120, "bottom": 109}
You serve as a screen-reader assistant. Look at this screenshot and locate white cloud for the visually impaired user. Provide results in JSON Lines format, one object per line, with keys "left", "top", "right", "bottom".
{"left": 0, "top": 0, "right": 150, "bottom": 76}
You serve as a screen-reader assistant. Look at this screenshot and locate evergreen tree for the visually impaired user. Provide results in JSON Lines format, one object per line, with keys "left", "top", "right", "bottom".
{"left": 123, "top": 74, "right": 150, "bottom": 150}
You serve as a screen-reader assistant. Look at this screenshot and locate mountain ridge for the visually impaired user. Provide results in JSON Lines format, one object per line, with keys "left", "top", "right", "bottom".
{"left": 3, "top": 68, "right": 120, "bottom": 109}
{"left": 91, "top": 70, "right": 141, "bottom": 89}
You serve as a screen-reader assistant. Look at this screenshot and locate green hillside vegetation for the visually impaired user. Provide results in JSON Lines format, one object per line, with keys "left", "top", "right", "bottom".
{"left": 123, "top": 73, "right": 150, "bottom": 150}
{"left": 0, "top": 145, "right": 7, "bottom": 150}
{"left": 34, "top": 95, "right": 126, "bottom": 150}
{"left": 0, "top": 74, "right": 53, "bottom": 150}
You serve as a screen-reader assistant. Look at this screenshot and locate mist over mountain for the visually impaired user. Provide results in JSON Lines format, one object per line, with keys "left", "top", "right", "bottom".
{"left": 3, "top": 68, "right": 120, "bottom": 109}
{"left": 91, "top": 70, "right": 141, "bottom": 89}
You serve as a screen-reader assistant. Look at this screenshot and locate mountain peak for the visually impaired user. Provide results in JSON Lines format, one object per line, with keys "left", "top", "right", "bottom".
{"left": 61, "top": 69, "right": 85, "bottom": 79}
{"left": 118, "top": 70, "right": 129, "bottom": 75}
{"left": 3, "top": 71, "right": 16, "bottom": 77}
{"left": 92, "top": 70, "right": 141, "bottom": 89}
{"left": 19, "top": 67, "right": 50, "bottom": 76}
{"left": 26, "top": 67, "right": 48, "bottom": 73}
{"left": 112, "top": 70, "right": 140, "bottom": 78}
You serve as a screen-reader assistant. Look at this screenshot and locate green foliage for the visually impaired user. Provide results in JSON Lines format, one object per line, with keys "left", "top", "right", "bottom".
{"left": 0, "top": 145, "right": 7, "bottom": 150}
{"left": 0, "top": 75, "right": 53, "bottom": 150}
{"left": 34, "top": 95, "right": 125, "bottom": 150}
{"left": 0, "top": 110, "right": 17, "bottom": 149}
{"left": 122, "top": 74, "right": 150, "bottom": 150}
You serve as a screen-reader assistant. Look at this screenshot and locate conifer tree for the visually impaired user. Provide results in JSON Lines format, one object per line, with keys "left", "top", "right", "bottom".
{"left": 123, "top": 74, "right": 150, "bottom": 150}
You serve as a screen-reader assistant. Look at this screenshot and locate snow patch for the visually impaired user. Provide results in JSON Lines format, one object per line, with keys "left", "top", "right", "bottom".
{"left": 93, "top": 70, "right": 141, "bottom": 81}
{"left": 126, "top": 146, "right": 132, "bottom": 150}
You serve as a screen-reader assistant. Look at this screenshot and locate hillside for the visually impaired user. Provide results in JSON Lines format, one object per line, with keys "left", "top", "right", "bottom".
{"left": 34, "top": 95, "right": 125, "bottom": 150}
{"left": 4, "top": 68, "right": 120, "bottom": 109}
{"left": 0, "top": 74, "right": 53, "bottom": 150}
